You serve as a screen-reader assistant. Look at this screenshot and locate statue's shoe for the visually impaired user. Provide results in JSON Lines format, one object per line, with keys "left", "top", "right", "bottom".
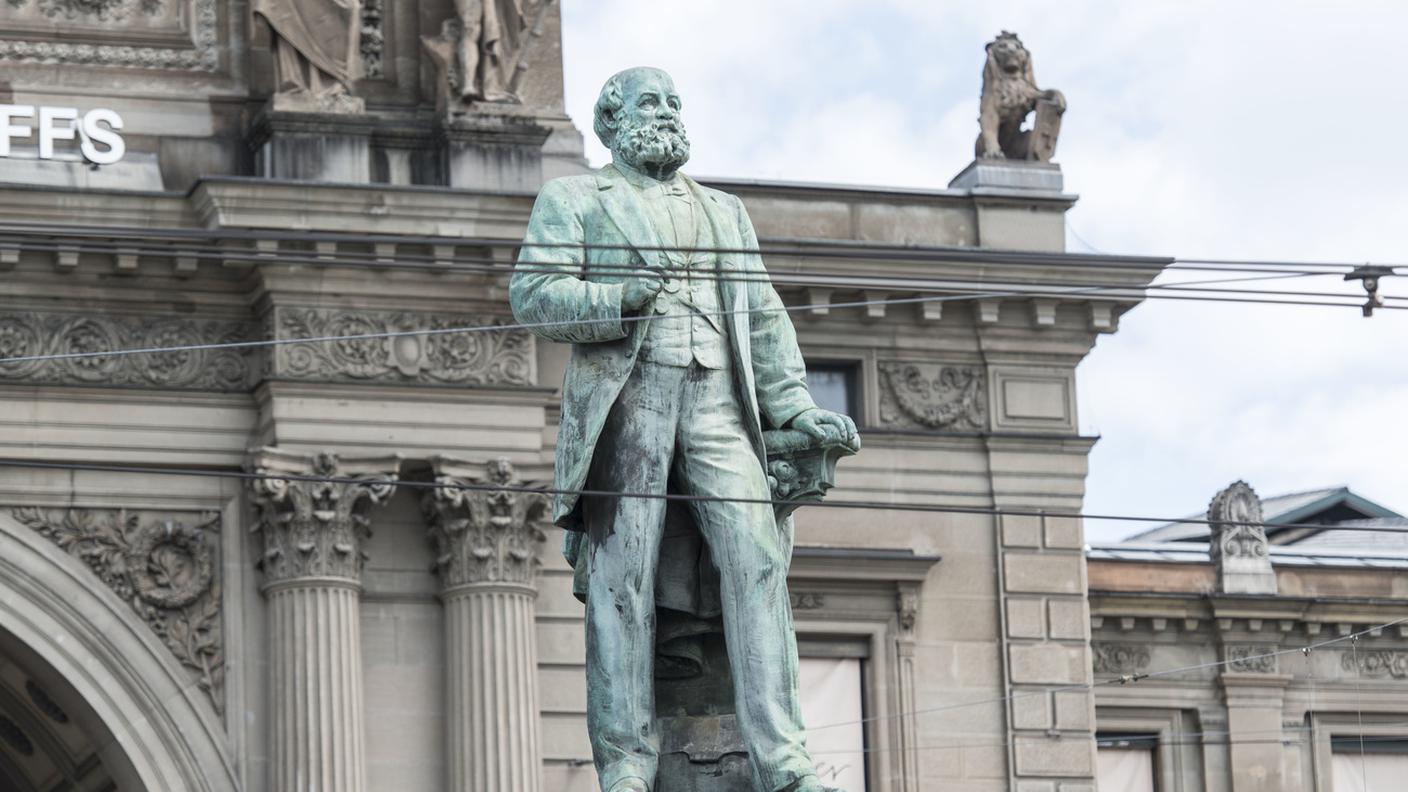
{"left": 606, "top": 778, "right": 650, "bottom": 792}
{"left": 781, "top": 779, "right": 842, "bottom": 792}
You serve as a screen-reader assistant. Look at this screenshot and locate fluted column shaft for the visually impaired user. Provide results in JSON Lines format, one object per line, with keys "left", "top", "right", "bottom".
{"left": 247, "top": 448, "right": 401, "bottom": 792}
{"left": 424, "top": 456, "right": 548, "bottom": 792}
{"left": 444, "top": 583, "right": 542, "bottom": 792}
{"left": 267, "top": 580, "right": 367, "bottom": 792}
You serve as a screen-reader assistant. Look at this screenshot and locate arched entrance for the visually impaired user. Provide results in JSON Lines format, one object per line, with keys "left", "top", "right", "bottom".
{"left": 0, "top": 513, "right": 240, "bottom": 792}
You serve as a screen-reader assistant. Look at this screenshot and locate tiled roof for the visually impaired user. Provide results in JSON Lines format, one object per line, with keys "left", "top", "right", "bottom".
{"left": 1123, "top": 486, "right": 1402, "bottom": 543}
{"left": 1087, "top": 540, "right": 1408, "bottom": 569}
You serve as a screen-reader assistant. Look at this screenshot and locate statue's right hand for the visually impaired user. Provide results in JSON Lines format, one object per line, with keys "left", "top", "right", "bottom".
{"left": 620, "top": 270, "right": 665, "bottom": 312}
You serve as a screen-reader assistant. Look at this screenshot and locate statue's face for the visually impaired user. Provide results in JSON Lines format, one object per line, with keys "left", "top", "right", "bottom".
{"left": 612, "top": 68, "right": 691, "bottom": 175}
{"left": 990, "top": 36, "right": 1029, "bottom": 75}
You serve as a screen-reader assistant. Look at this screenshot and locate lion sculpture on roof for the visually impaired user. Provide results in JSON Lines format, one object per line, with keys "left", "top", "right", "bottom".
{"left": 975, "top": 31, "right": 1066, "bottom": 162}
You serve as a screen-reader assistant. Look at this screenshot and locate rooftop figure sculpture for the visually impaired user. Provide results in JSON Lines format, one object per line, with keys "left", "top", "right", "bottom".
{"left": 975, "top": 31, "right": 1066, "bottom": 162}
{"left": 511, "top": 66, "right": 859, "bottom": 792}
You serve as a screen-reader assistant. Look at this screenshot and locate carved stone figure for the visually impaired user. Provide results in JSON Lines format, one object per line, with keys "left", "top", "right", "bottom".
{"left": 254, "top": 0, "right": 363, "bottom": 109}
{"left": 510, "top": 66, "right": 859, "bottom": 792}
{"left": 975, "top": 31, "right": 1066, "bottom": 162}
{"left": 423, "top": 0, "right": 552, "bottom": 106}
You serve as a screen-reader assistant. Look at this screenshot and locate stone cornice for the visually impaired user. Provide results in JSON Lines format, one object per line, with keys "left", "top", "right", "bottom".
{"left": 245, "top": 448, "right": 402, "bottom": 587}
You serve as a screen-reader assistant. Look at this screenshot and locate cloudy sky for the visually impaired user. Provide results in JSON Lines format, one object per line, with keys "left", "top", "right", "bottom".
{"left": 559, "top": 1, "right": 1406, "bottom": 541}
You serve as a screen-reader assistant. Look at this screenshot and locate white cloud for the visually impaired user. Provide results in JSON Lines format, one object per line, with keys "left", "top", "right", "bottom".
{"left": 561, "top": 2, "right": 1408, "bottom": 539}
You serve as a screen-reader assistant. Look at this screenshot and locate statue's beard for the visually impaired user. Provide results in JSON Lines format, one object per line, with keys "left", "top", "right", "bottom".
{"left": 613, "top": 120, "right": 691, "bottom": 178}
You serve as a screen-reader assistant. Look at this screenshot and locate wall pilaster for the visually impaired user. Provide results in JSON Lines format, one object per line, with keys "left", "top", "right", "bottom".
{"left": 422, "top": 456, "right": 548, "bottom": 792}
{"left": 247, "top": 448, "right": 401, "bottom": 792}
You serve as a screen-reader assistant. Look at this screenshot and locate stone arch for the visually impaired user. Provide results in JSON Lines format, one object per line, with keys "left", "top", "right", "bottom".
{"left": 0, "top": 511, "right": 239, "bottom": 792}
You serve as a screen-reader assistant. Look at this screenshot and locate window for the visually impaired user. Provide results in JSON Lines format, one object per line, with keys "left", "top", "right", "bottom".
{"left": 799, "top": 656, "right": 866, "bottom": 791}
{"left": 1331, "top": 736, "right": 1408, "bottom": 789}
{"left": 1096, "top": 734, "right": 1157, "bottom": 792}
{"left": 806, "top": 363, "right": 859, "bottom": 419}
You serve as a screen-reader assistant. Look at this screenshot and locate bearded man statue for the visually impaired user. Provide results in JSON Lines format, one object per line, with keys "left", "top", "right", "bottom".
{"left": 511, "top": 67, "right": 857, "bottom": 792}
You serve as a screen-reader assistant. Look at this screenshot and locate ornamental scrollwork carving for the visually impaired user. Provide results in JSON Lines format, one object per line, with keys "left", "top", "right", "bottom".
{"left": 0, "top": 312, "right": 253, "bottom": 390}
{"left": 271, "top": 307, "right": 535, "bottom": 386}
{"left": 1208, "top": 481, "right": 1268, "bottom": 563}
{"left": 10, "top": 507, "right": 224, "bottom": 712}
{"left": 0, "top": 0, "right": 218, "bottom": 71}
{"left": 878, "top": 361, "right": 987, "bottom": 431}
{"left": 1091, "top": 643, "right": 1150, "bottom": 675}
{"left": 1224, "top": 645, "right": 1277, "bottom": 674}
{"left": 246, "top": 449, "right": 401, "bottom": 586}
{"left": 421, "top": 457, "right": 549, "bottom": 589}
{"left": 1342, "top": 650, "right": 1408, "bottom": 679}
{"left": 789, "top": 593, "right": 825, "bottom": 610}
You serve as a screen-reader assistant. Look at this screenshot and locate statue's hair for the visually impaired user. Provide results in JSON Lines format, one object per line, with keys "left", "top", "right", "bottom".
{"left": 593, "top": 72, "right": 628, "bottom": 148}
{"left": 982, "top": 31, "right": 1037, "bottom": 95}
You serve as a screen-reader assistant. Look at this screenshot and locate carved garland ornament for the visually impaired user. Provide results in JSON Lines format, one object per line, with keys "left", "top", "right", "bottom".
{"left": 0, "top": 312, "right": 253, "bottom": 390}
{"left": 10, "top": 507, "right": 225, "bottom": 713}
{"left": 0, "top": 0, "right": 219, "bottom": 71}
{"left": 272, "top": 307, "right": 535, "bottom": 386}
{"left": 422, "top": 458, "right": 548, "bottom": 589}
{"left": 1342, "top": 650, "right": 1408, "bottom": 679}
{"left": 359, "top": 0, "right": 385, "bottom": 79}
{"left": 877, "top": 361, "right": 987, "bottom": 431}
{"left": 1091, "top": 643, "right": 1150, "bottom": 675}
{"left": 1224, "top": 645, "right": 1277, "bottom": 674}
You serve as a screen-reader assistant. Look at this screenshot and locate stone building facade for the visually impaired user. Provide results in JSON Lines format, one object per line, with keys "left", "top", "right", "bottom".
{"left": 0, "top": 3, "right": 1171, "bottom": 791}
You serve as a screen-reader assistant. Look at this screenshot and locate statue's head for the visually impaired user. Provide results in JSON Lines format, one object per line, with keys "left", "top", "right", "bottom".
{"left": 593, "top": 67, "right": 691, "bottom": 178}
{"left": 985, "top": 31, "right": 1032, "bottom": 78}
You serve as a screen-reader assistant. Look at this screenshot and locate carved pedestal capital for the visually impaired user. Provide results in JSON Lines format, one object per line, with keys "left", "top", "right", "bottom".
{"left": 421, "top": 456, "right": 548, "bottom": 591}
{"left": 245, "top": 448, "right": 401, "bottom": 588}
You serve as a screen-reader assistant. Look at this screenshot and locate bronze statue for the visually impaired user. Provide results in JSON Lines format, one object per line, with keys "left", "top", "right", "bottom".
{"left": 511, "top": 66, "right": 858, "bottom": 792}
{"left": 976, "top": 31, "right": 1066, "bottom": 162}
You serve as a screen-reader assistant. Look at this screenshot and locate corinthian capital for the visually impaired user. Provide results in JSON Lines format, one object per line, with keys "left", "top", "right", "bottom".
{"left": 246, "top": 448, "right": 402, "bottom": 587}
{"left": 421, "top": 456, "right": 549, "bottom": 590}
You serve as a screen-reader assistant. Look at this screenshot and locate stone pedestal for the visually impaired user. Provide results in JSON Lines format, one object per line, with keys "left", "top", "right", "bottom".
{"left": 423, "top": 457, "right": 549, "bottom": 792}
{"left": 250, "top": 99, "right": 374, "bottom": 184}
{"left": 948, "top": 159, "right": 1064, "bottom": 192}
{"left": 441, "top": 112, "right": 552, "bottom": 193}
{"left": 246, "top": 448, "right": 401, "bottom": 792}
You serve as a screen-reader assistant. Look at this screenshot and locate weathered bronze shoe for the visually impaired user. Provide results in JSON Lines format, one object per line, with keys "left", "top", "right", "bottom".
{"left": 606, "top": 778, "right": 650, "bottom": 792}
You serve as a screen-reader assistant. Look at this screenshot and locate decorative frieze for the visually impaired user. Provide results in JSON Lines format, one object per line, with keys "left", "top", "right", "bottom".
{"left": 790, "top": 592, "right": 826, "bottom": 610}
{"left": 0, "top": 312, "right": 253, "bottom": 390}
{"left": 10, "top": 507, "right": 225, "bottom": 712}
{"left": 421, "top": 457, "right": 548, "bottom": 589}
{"left": 359, "top": 0, "right": 385, "bottom": 79}
{"left": 1091, "top": 643, "right": 1149, "bottom": 675}
{"left": 877, "top": 361, "right": 988, "bottom": 431}
{"left": 0, "top": 0, "right": 219, "bottom": 71}
{"left": 1342, "top": 649, "right": 1408, "bottom": 679}
{"left": 270, "top": 307, "right": 535, "bottom": 386}
{"left": 1224, "top": 645, "right": 1277, "bottom": 674}
{"left": 246, "top": 449, "right": 401, "bottom": 586}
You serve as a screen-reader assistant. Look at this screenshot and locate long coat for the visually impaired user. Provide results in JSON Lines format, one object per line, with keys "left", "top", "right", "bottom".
{"left": 509, "top": 164, "right": 816, "bottom": 533}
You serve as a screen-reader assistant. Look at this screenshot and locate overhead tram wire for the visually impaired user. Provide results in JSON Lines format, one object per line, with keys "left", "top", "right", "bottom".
{"left": 0, "top": 272, "right": 1397, "bottom": 368}
{"left": 7, "top": 457, "right": 1408, "bottom": 539}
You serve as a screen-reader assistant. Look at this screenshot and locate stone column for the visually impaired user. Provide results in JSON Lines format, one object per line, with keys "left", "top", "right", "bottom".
{"left": 247, "top": 448, "right": 401, "bottom": 792}
{"left": 422, "top": 456, "right": 548, "bottom": 792}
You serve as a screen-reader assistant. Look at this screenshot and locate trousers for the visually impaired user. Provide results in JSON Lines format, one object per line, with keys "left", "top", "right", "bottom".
{"left": 581, "top": 361, "right": 815, "bottom": 792}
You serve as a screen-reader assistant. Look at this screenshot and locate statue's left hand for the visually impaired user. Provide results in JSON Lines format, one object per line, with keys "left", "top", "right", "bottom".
{"left": 790, "top": 408, "right": 860, "bottom": 450}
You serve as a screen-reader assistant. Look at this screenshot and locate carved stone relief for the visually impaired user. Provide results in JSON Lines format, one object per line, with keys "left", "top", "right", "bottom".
{"left": 421, "top": 457, "right": 548, "bottom": 589}
{"left": 1207, "top": 480, "right": 1276, "bottom": 595}
{"left": 10, "top": 507, "right": 225, "bottom": 713}
{"left": 1091, "top": 643, "right": 1150, "bottom": 675}
{"left": 0, "top": 312, "right": 253, "bottom": 390}
{"left": 1224, "top": 645, "right": 1277, "bottom": 674}
{"left": 0, "top": 0, "right": 219, "bottom": 71}
{"left": 877, "top": 361, "right": 987, "bottom": 431}
{"left": 789, "top": 593, "right": 825, "bottom": 610}
{"left": 1342, "top": 649, "right": 1408, "bottom": 679}
{"left": 359, "top": 0, "right": 384, "bottom": 79}
{"left": 269, "top": 307, "right": 535, "bottom": 386}
{"left": 246, "top": 449, "right": 400, "bottom": 586}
